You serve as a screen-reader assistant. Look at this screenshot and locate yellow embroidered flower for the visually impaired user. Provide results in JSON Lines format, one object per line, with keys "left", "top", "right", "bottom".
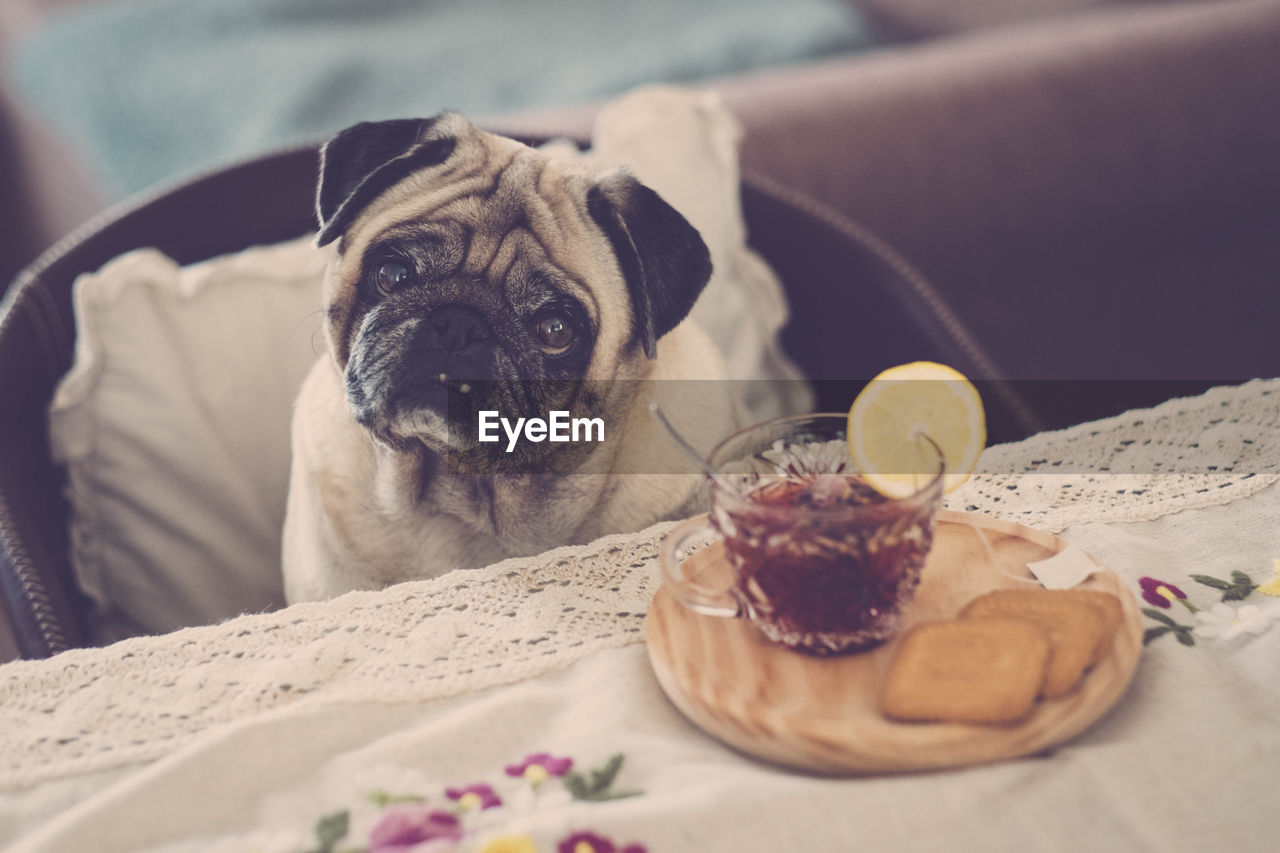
{"left": 1259, "top": 559, "right": 1280, "bottom": 597}
{"left": 477, "top": 833, "right": 539, "bottom": 853}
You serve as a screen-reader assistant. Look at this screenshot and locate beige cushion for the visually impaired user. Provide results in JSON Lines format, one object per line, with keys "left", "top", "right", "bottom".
{"left": 49, "top": 238, "right": 328, "bottom": 641}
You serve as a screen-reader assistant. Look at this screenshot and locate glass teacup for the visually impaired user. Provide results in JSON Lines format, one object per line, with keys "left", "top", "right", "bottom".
{"left": 659, "top": 413, "right": 945, "bottom": 655}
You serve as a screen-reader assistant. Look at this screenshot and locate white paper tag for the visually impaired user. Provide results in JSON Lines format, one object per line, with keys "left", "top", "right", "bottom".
{"left": 1026, "top": 545, "right": 1097, "bottom": 590}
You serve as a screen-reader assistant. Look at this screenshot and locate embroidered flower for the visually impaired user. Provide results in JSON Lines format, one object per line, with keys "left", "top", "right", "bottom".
{"left": 1190, "top": 570, "right": 1258, "bottom": 601}
{"left": 477, "top": 834, "right": 540, "bottom": 853}
{"left": 1142, "top": 607, "right": 1195, "bottom": 646}
{"left": 368, "top": 805, "right": 463, "bottom": 853}
{"left": 1258, "top": 559, "right": 1280, "bottom": 597}
{"left": 1193, "top": 602, "right": 1280, "bottom": 641}
{"left": 507, "top": 779, "right": 574, "bottom": 815}
{"left": 445, "top": 783, "right": 502, "bottom": 812}
{"left": 505, "top": 753, "right": 574, "bottom": 785}
{"left": 1139, "top": 577, "right": 1196, "bottom": 611}
{"left": 561, "top": 754, "right": 640, "bottom": 802}
{"left": 557, "top": 830, "right": 646, "bottom": 853}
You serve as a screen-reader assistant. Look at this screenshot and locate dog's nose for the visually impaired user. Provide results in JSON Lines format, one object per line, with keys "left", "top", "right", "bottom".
{"left": 429, "top": 304, "right": 490, "bottom": 352}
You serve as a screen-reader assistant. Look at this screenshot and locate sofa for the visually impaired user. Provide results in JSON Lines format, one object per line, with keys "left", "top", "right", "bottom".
{"left": 5, "top": 2, "right": 1279, "bottom": 382}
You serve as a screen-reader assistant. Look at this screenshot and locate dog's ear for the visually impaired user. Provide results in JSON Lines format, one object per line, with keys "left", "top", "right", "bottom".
{"left": 315, "top": 115, "right": 457, "bottom": 246}
{"left": 587, "top": 174, "right": 712, "bottom": 359}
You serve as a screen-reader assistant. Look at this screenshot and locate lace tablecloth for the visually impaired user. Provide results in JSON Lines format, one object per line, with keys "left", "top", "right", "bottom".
{"left": 3, "top": 380, "right": 1279, "bottom": 852}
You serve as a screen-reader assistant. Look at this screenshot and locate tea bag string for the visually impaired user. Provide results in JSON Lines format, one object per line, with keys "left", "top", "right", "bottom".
{"left": 858, "top": 402, "right": 1040, "bottom": 588}
{"left": 969, "top": 519, "right": 1042, "bottom": 587}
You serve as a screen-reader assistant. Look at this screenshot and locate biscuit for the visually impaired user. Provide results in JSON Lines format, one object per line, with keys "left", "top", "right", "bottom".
{"left": 1055, "top": 589, "right": 1122, "bottom": 664}
{"left": 961, "top": 589, "right": 1108, "bottom": 698}
{"left": 880, "top": 619, "right": 1050, "bottom": 724}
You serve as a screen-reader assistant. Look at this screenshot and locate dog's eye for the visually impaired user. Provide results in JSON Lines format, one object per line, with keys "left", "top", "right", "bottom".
{"left": 534, "top": 313, "right": 576, "bottom": 353}
{"left": 372, "top": 260, "right": 412, "bottom": 295}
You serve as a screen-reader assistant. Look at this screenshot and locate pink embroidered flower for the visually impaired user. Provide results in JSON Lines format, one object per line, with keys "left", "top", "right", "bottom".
{"left": 557, "top": 830, "right": 646, "bottom": 853}
{"left": 445, "top": 782, "right": 503, "bottom": 811}
{"left": 505, "top": 752, "right": 574, "bottom": 784}
{"left": 368, "top": 805, "right": 463, "bottom": 853}
{"left": 1139, "top": 577, "right": 1192, "bottom": 609}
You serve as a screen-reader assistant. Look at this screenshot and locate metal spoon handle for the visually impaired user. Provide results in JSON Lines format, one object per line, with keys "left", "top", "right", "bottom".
{"left": 649, "top": 403, "right": 739, "bottom": 493}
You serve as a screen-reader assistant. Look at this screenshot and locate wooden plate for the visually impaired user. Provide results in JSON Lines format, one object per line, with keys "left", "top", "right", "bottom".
{"left": 645, "top": 510, "right": 1143, "bottom": 774}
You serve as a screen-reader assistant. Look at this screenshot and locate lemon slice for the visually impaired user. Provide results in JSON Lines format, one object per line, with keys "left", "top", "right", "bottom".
{"left": 847, "top": 361, "right": 986, "bottom": 497}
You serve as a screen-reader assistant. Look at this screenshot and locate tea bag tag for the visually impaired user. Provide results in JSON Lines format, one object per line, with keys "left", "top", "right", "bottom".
{"left": 1026, "top": 546, "right": 1096, "bottom": 590}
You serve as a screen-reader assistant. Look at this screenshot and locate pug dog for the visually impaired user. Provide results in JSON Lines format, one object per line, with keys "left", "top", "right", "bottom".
{"left": 282, "top": 113, "right": 740, "bottom": 602}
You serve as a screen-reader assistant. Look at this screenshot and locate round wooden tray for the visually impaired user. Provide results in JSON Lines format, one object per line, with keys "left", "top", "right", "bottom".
{"left": 645, "top": 510, "right": 1143, "bottom": 774}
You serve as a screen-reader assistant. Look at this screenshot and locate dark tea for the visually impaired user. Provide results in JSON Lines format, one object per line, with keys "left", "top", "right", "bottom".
{"left": 709, "top": 439, "right": 943, "bottom": 655}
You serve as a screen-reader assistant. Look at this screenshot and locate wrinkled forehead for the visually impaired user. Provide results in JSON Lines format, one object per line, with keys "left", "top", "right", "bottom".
{"left": 333, "top": 127, "right": 612, "bottom": 290}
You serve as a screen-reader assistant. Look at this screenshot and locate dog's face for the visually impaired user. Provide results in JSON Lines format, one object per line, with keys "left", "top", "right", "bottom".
{"left": 314, "top": 113, "right": 711, "bottom": 468}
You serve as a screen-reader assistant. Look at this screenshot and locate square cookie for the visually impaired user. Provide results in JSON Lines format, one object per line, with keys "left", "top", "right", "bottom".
{"left": 880, "top": 619, "right": 1050, "bottom": 724}
{"left": 961, "top": 589, "right": 1111, "bottom": 698}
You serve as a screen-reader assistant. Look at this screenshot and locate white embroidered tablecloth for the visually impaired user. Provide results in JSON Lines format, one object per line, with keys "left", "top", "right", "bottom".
{"left": 2, "top": 381, "right": 1279, "bottom": 852}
